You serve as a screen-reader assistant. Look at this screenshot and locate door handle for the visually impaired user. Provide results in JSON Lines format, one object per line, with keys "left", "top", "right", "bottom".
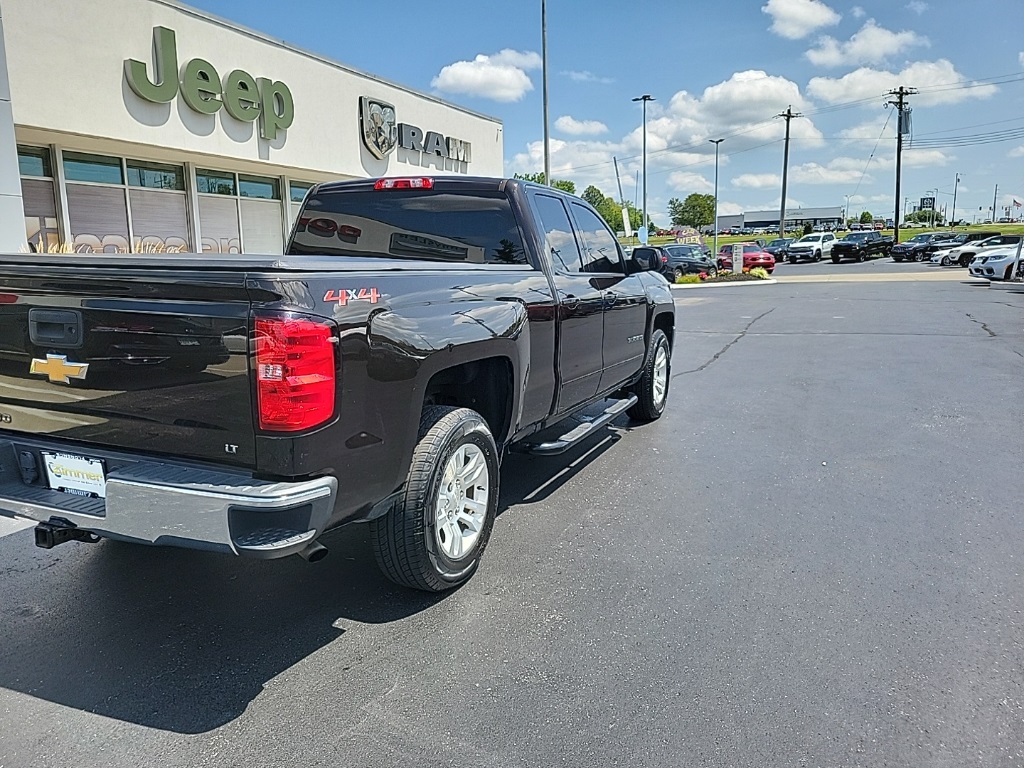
{"left": 560, "top": 293, "right": 580, "bottom": 309}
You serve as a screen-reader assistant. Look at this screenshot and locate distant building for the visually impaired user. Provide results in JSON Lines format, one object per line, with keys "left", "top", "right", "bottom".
{"left": 713, "top": 206, "right": 844, "bottom": 232}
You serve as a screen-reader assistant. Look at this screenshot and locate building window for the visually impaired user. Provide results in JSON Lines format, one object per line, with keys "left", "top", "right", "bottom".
{"left": 289, "top": 181, "right": 313, "bottom": 203}
{"left": 18, "top": 146, "right": 52, "bottom": 178}
{"left": 19, "top": 146, "right": 58, "bottom": 252}
{"left": 238, "top": 175, "right": 280, "bottom": 200}
{"left": 196, "top": 169, "right": 237, "bottom": 195}
{"left": 127, "top": 160, "right": 185, "bottom": 191}
{"left": 62, "top": 151, "right": 124, "bottom": 185}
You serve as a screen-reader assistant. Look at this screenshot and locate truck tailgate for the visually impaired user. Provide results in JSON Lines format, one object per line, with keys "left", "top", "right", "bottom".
{"left": 0, "top": 259, "right": 255, "bottom": 468}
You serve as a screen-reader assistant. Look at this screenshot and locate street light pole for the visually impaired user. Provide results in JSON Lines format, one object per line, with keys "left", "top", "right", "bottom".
{"left": 632, "top": 94, "right": 654, "bottom": 242}
{"left": 710, "top": 138, "right": 724, "bottom": 258}
{"left": 844, "top": 194, "right": 851, "bottom": 227}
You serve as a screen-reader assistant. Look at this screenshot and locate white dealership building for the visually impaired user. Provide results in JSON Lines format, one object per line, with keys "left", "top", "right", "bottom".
{"left": 0, "top": 0, "right": 504, "bottom": 254}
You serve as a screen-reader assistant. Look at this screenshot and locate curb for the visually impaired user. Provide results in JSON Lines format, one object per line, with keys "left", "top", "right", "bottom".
{"left": 671, "top": 278, "right": 777, "bottom": 290}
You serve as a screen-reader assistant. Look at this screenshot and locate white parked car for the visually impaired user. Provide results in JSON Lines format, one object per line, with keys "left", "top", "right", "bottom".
{"left": 947, "top": 235, "right": 1022, "bottom": 268}
{"left": 785, "top": 232, "right": 837, "bottom": 263}
{"left": 968, "top": 247, "right": 1024, "bottom": 281}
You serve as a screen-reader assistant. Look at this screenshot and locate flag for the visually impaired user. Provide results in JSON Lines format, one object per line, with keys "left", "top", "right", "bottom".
{"left": 1014, "top": 199, "right": 1022, "bottom": 208}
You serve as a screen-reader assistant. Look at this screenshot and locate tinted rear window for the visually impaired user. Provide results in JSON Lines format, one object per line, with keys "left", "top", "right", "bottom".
{"left": 289, "top": 189, "right": 528, "bottom": 265}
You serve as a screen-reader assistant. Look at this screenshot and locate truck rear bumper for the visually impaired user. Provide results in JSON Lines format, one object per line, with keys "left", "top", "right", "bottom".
{"left": 0, "top": 438, "right": 337, "bottom": 559}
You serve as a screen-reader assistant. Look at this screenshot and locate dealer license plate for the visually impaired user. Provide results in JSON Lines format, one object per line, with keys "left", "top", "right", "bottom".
{"left": 41, "top": 452, "right": 107, "bottom": 499}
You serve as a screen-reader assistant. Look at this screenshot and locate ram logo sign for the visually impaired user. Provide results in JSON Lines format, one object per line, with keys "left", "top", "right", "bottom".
{"left": 359, "top": 97, "right": 471, "bottom": 164}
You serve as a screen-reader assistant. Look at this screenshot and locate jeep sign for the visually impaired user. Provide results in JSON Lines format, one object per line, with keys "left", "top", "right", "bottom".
{"left": 125, "top": 27, "right": 294, "bottom": 141}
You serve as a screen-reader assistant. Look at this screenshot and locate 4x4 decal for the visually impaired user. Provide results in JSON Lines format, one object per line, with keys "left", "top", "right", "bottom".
{"left": 324, "top": 288, "right": 381, "bottom": 306}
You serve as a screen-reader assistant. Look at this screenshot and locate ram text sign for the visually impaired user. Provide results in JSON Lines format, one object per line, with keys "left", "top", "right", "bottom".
{"left": 125, "top": 27, "right": 294, "bottom": 141}
{"left": 360, "top": 97, "right": 471, "bottom": 164}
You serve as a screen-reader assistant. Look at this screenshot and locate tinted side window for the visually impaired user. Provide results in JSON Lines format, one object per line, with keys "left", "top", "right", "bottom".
{"left": 533, "top": 194, "right": 582, "bottom": 272}
{"left": 571, "top": 203, "right": 623, "bottom": 274}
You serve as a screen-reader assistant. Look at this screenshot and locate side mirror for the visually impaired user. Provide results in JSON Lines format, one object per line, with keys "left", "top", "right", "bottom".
{"left": 631, "top": 250, "right": 660, "bottom": 273}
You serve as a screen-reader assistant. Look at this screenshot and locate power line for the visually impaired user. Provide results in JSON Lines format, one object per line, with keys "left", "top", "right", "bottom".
{"left": 847, "top": 107, "right": 893, "bottom": 206}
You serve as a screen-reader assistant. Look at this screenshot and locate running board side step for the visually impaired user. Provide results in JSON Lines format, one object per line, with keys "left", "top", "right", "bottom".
{"left": 515, "top": 395, "right": 637, "bottom": 456}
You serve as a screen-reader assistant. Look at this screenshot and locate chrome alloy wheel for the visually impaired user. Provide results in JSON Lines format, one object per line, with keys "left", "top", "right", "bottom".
{"left": 652, "top": 345, "right": 669, "bottom": 407}
{"left": 435, "top": 444, "right": 489, "bottom": 559}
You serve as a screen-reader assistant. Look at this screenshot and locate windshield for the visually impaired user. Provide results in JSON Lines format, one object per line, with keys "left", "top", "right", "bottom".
{"left": 797, "top": 235, "right": 821, "bottom": 243}
{"left": 908, "top": 234, "right": 932, "bottom": 242}
{"left": 289, "top": 189, "right": 528, "bottom": 264}
{"left": 767, "top": 239, "right": 789, "bottom": 247}
{"left": 843, "top": 233, "right": 870, "bottom": 241}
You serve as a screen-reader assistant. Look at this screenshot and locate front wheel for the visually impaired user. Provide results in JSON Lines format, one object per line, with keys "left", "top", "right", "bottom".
{"left": 893, "top": 256, "right": 903, "bottom": 263}
{"left": 815, "top": 250, "right": 822, "bottom": 261}
{"left": 959, "top": 254, "right": 971, "bottom": 267}
{"left": 831, "top": 255, "right": 840, "bottom": 264}
{"left": 370, "top": 406, "right": 499, "bottom": 592}
{"left": 628, "top": 329, "right": 670, "bottom": 422}
{"left": 941, "top": 256, "right": 951, "bottom": 266}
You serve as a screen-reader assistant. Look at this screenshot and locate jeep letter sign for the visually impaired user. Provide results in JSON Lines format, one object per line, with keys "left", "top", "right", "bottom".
{"left": 126, "top": 27, "right": 294, "bottom": 141}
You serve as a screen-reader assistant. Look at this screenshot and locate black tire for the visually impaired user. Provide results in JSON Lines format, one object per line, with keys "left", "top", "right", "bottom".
{"left": 708, "top": 266, "right": 718, "bottom": 278}
{"left": 941, "top": 256, "right": 951, "bottom": 266}
{"left": 370, "top": 406, "right": 499, "bottom": 592}
{"left": 628, "top": 329, "right": 670, "bottom": 422}
{"left": 893, "top": 256, "right": 903, "bottom": 263}
{"left": 815, "top": 250, "right": 822, "bottom": 261}
{"left": 959, "top": 254, "right": 971, "bottom": 267}
{"left": 788, "top": 256, "right": 796, "bottom": 264}
{"left": 831, "top": 255, "right": 840, "bottom": 264}
{"left": 674, "top": 266, "right": 685, "bottom": 279}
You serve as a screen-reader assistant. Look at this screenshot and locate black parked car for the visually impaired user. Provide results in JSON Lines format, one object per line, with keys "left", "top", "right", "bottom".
{"left": 764, "top": 238, "right": 794, "bottom": 259}
{"left": 634, "top": 244, "right": 718, "bottom": 279}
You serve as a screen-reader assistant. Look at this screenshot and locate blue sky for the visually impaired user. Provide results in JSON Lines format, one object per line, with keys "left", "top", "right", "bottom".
{"left": 190, "top": 0, "right": 1024, "bottom": 225}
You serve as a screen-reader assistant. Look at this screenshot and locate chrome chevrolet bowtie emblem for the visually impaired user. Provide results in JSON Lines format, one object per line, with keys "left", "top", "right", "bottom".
{"left": 29, "top": 354, "right": 89, "bottom": 384}
{"left": 360, "top": 96, "right": 398, "bottom": 159}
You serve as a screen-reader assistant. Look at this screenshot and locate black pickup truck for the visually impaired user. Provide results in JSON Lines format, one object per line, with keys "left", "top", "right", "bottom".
{"left": 0, "top": 176, "right": 675, "bottom": 591}
{"left": 829, "top": 231, "right": 893, "bottom": 263}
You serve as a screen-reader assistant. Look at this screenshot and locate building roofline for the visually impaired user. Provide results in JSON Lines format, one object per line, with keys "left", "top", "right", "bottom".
{"left": 150, "top": 0, "right": 503, "bottom": 125}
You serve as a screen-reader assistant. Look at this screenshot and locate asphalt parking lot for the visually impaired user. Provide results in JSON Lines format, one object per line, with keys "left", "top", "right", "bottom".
{"left": 1, "top": 265, "right": 1022, "bottom": 767}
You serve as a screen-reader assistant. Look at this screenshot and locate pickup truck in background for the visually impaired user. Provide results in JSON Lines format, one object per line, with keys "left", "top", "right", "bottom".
{"left": 0, "top": 176, "right": 675, "bottom": 592}
{"left": 829, "top": 231, "right": 894, "bottom": 263}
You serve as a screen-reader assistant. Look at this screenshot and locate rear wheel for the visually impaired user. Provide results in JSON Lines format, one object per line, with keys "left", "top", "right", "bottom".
{"left": 959, "top": 254, "right": 971, "bottom": 267}
{"left": 674, "top": 267, "right": 684, "bottom": 279}
{"left": 893, "top": 256, "right": 903, "bottom": 263}
{"left": 370, "top": 406, "right": 498, "bottom": 592}
{"left": 628, "top": 329, "right": 670, "bottom": 422}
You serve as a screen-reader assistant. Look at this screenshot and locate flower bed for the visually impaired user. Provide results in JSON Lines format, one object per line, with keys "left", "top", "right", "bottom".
{"left": 676, "top": 267, "right": 771, "bottom": 284}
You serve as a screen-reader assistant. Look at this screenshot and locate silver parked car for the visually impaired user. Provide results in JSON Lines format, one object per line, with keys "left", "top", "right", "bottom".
{"left": 968, "top": 248, "right": 1024, "bottom": 281}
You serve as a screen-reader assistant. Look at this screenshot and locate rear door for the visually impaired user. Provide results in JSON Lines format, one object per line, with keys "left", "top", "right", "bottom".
{"left": 0, "top": 260, "right": 255, "bottom": 467}
{"left": 567, "top": 201, "right": 648, "bottom": 393}
{"left": 529, "top": 192, "right": 606, "bottom": 413}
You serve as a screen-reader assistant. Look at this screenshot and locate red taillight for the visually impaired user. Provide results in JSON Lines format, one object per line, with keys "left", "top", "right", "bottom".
{"left": 254, "top": 317, "right": 336, "bottom": 432}
{"left": 661, "top": 255, "right": 668, "bottom": 263}
{"left": 373, "top": 177, "right": 434, "bottom": 190}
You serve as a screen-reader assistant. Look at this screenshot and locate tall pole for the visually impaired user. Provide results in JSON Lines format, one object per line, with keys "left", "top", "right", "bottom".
{"left": 844, "top": 194, "right": 851, "bottom": 226}
{"left": 992, "top": 184, "right": 999, "bottom": 224}
{"left": 710, "top": 138, "right": 723, "bottom": 258}
{"left": 632, "top": 95, "right": 654, "bottom": 240}
{"left": 541, "top": 0, "right": 550, "bottom": 186}
{"left": 776, "top": 105, "right": 800, "bottom": 239}
{"left": 887, "top": 86, "right": 915, "bottom": 244}
{"left": 950, "top": 172, "right": 960, "bottom": 227}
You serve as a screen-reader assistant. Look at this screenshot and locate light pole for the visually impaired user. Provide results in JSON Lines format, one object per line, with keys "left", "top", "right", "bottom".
{"left": 844, "top": 194, "right": 851, "bottom": 228}
{"left": 928, "top": 188, "right": 938, "bottom": 227}
{"left": 950, "top": 172, "right": 960, "bottom": 227}
{"left": 710, "top": 138, "right": 723, "bottom": 258}
{"left": 632, "top": 94, "right": 654, "bottom": 242}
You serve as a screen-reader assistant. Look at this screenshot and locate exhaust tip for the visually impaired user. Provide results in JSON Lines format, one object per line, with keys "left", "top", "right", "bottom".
{"left": 298, "top": 540, "right": 328, "bottom": 563}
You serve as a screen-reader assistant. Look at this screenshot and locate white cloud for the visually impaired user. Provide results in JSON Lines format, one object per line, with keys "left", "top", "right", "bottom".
{"left": 906, "top": 1, "right": 928, "bottom": 13}
{"left": 851, "top": 5, "right": 865, "bottom": 17}
{"left": 1009, "top": 145, "right": 1024, "bottom": 158}
{"left": 808, "top": 59, "right": 998, "bottom": 106}
{"left": 667, "top": 172, "right": 714, "bottom": 193}
{"left": 717, "top": 201, "right": 745, "bottom": 216}
{"left": 762, "top": 0, "right": 841, "bottom": 39}
{"left": 562, "top": 70, "right": 614, "bottom": 84}
{"left": 733, "top": 173, "right": 781, "bottom": 189}
{"left": 554, "top": 115, "right": 609, "bottom": 136}
{"left": 431, "top": 49, "right": 540, "bottom": 102}
{"left": 790, "top": 161, "right": 868, "bottom": 184}
{"left": 902, "top": 148, "right": 952, "bottom": 167}
{"left": 806, "top": 20, "right": 928, "bottom": 67}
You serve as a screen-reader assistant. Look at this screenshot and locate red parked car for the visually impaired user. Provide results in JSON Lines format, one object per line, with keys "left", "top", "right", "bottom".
{"left": 717, "top": 243, "right": 776, "bottom": 274}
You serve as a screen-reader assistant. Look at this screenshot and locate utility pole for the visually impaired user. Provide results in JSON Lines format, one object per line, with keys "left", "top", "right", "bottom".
{"left": 951, "top": 173, "right": 960, "bottom": 227}
{"left": 992, "top": 184, "right": 999, "bottom": 223}
{"left": 886, "top": 86, "right": 916, "bottom": 245}
{"left": 632, "top": 94, "right": 655, "bottom": 241}
{"left": 541, "top": 0, "right": 550, "bottom": 186}
{"left": 776, "top": 105, "right": 801, "bottom": 238}
{"left": 710, "top": 138, "right": 724, "bottom": 258}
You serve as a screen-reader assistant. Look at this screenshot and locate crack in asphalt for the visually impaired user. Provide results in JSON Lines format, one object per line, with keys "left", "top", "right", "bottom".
{"left": 965, "top": 313, "right": 997, "bottom": 337}
{"left": 673, "top": 307, "right": 775, "bottom": 378}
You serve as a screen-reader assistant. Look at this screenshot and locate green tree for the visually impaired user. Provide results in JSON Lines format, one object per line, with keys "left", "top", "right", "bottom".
{"left": 513, "top": 172, "right": 576, "bottom": 195}
{"left": 582, "top": 185, "right": 606, "bottom": 209}
{"left": 858, "top": 210, "right": 874, "bottom": 224}
{"left": 668, "top": 193, "right": 715, "bottom": 228}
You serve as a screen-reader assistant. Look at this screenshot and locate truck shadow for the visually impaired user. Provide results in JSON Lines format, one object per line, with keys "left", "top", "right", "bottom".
{"left": 0, "top": 422, "right": 628, "bottom": 735}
